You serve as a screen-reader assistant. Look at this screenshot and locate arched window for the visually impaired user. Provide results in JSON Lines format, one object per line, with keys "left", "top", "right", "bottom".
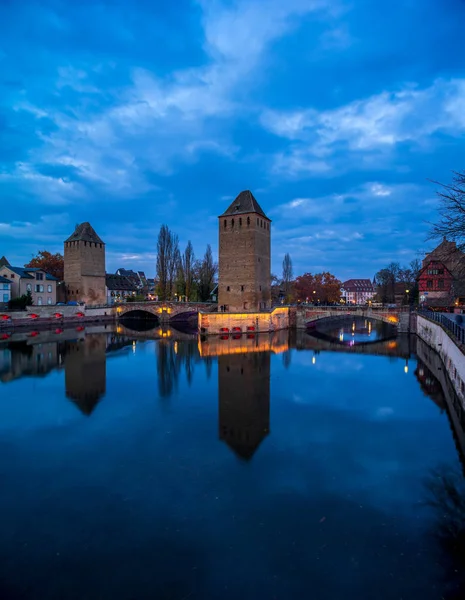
{"left": 26, "top": 283, "right": 32, "bottom": 292}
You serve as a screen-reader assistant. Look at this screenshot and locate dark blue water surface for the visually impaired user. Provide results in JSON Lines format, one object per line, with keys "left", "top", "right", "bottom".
{"left": 0, "top": 324, "right": 464, "bottom": 600}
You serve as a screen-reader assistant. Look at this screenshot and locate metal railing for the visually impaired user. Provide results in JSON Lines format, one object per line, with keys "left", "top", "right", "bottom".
{"left": 418, "top": 309, "right": 465, "bottom": 345}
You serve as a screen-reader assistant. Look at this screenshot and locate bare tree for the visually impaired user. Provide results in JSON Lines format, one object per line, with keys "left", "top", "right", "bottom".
{"left": 196, "top": 244, "right": 217, "bottom": 302}
{"left": 282, "top": 253, "right": 293, "bottom": 300}
{"left": 156, "top": 225, "right": 179, "bottom": 300}
{"left": 430, "top": 170, "right": 465, "bottom": 249}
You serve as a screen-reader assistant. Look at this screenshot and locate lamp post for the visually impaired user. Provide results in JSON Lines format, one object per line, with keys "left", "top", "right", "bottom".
{"left": 405, "top": 289, "right": 410, "bottom": 305}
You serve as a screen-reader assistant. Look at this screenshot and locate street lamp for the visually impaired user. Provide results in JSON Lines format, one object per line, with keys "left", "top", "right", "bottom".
{"left": 405, "top": 289, "right": 410, "bottom": 305}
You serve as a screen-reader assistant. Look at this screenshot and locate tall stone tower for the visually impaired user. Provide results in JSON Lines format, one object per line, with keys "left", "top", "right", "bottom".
{"left": 218, "top": 190, "right": 271, "bottom": 312}
{"left": 64, "top": 222, "right": 106, "bottom": 305}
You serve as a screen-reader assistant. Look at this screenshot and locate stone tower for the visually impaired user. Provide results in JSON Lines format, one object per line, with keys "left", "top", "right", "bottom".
{"left": 64, "top": 222, "right": 106, "bottom": 305}
{"left": 218, "top": 351, "right": 270, "bottom": 460}
{"left": 218, "top": 190, "right": 271, "bottom": 312}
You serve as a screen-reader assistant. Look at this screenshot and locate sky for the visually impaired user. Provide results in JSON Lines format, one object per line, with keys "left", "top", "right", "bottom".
{"left": 1, "top": 0, "right": 465, "bottom": 281}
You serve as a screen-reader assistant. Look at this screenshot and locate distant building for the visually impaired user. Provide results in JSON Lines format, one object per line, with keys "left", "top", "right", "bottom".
{"left": 106, "top": 274, "right": 139, "bottom": 304}
{"left": 0, "top": 264, "right": 58, "bottom": 305}
{"left": 115, "top": 268, "right": 148, "bottom": 293}
{"left": 418, "top": 238, "right": 465, "bottom": 307}
{"left": 64, "top": 222, "right": 106, "bottom": 305}
{"left": 218, "top": 190, "right": 271, "bottom": 312}
{"left": 341, "top": 279, "right": 376, "bottom": 305}
{"left": 0, "top": 275, "right": 11, "bottom": 306}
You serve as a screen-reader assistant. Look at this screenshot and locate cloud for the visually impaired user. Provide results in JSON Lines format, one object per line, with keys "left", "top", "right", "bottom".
{"left": 262, "top": 78, "right": 465, "bottom": 175}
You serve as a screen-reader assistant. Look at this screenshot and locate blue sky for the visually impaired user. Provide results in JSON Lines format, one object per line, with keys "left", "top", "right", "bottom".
{"left": 1, "top": 0, "right": 464, "bottom": 280}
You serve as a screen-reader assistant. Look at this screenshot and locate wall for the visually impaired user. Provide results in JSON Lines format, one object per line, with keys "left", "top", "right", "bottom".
{"left": 416, "top": 315, "right": 465, "bottom": 406}
{"left": 198, "top": 306, "right": 289, "bottom": 334}
{"left": 19, "top": 275, "right": 56, "bottom": 306}
{"left": 64, "top": 240, "right": 106, "bottom": 305}
{"left": 218, "top": 214, "right": 271, "bottom": 312}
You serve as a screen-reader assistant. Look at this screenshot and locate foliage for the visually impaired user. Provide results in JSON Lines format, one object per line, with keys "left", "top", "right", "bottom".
{"left": 8, "top": 291, "right": 33, "bottom": 310}
{"left": 294, "top": 272, "right": 342, "bottom": 303}
{"left": 125, "top": 294, "right": 145, "bottom": 303}
{"left": 195, "top": 244, "right": 217, "bottom": 302}
{"left": 25, "top": 250, "right": 64, "bottom": 280}
{"left": 156, "top": 225, "right": 180, "bottom": 301}
{"left": 429, "top": 170, "right": 465, "bottom": 249}
{"left": 177, "top": 241, "right": 196, "bottom": 300}
{"left": 282, "top": 253, "right": 293, "bottom": 302}
{"left": 375, "top": 259, "right": 421, "bottom": 304}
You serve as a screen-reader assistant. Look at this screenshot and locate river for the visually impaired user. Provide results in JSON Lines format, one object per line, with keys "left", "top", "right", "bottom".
{"left": 0, "top": 321, "right": 464, "bottom": 599}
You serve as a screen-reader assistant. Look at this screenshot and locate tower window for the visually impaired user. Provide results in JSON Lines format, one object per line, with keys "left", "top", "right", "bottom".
{"left": 239, "top": 217, "right": 242, "bottom": 227}
{"left": 224, "top": 219, "right": 227, "bottom": 229}
{"left": 84, "top": 241, "right": 87, "bottom": 246}
{"left": 227, "top": 286, "right": 230, "bottom": 291}
{"left": 257, "top": 217, "right": 259, "bottom": 225}
{"left": 260, "top": 285, "right": 262, "bottom": 291}
{"left": 241, "top": 285, "right": 244, "bottom": 291}
{"left": 247, "top": 217, "right": 250, "bottom": 226}
{"left": 231, "top": 218, "right": 234, "bottom": 228}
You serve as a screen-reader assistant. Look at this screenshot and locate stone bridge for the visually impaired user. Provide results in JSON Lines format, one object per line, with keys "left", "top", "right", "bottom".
{"left": 115, "top": 301, "right": 217, "bottom": 323}
{"left": 295, "top": 306, "right": 411, "bottom": 332}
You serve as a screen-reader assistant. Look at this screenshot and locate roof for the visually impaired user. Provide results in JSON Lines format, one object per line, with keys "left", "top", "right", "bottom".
{"left": 342, "top": 279, "right": 375, "bottom": 292}
{"left": 219, "top": 190, "right": 270, "bottom": 219}
{"left": 105, "top": 274, "right": 139, "bottom": 291}
{"left": 65, "top": 222, "right": 104, "bottom": 244}
{"left": 0, "top": 266, "right": 58, "bottom": 281}
{"left": 0, "top": 256, "right": 9, "bottom": 267}
{"left": 0, "top": 275, "right": 11, "bottom": 285}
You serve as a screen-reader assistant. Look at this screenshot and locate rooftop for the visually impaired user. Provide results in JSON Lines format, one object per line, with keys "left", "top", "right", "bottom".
{"left": 219, "top": 190, "right": 270, "bottom": 219}
{"left": 105, "top": 274, "right": 139, "bottom": 291}
{"left": 65, "top": 222, "right": 104, "bottom": 244}
{"left": 342, "top": 279, "right": 375, "bottom": 292}
{"left": 0, "top": 266, "right": 58, "bottom": 281}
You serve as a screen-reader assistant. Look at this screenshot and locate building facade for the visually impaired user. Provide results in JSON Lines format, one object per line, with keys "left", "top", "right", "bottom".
{"left": 218, "top": 190, "right": 271, "bottom": 312}
{"left": 0, "top": 275, "right": 11, "bottom": 306}
{"left": 341, "top": 279, "right": 376, "bottom": 305}
{"left": 106, "top": 274, "right": 138, "bottom": 304}
{"left": 64, "top": 222, "right": 106, "bottom": 305}
{"left": 0, "top": 265, "right": 58, "bottom": 305}
{"left": 418, "top": 238, "right": 465, "bottom": 307}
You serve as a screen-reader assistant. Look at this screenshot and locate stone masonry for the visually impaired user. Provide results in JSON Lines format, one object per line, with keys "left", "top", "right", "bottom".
{"left": 64, "top": 222, "right": 106, "bottom": 306}
{"left": 218, "top": 190, "right": 271, "bottom": 312}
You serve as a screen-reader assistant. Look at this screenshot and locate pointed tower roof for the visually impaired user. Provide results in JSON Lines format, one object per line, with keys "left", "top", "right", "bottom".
{"left": 65, "top": 222, "right": 104, "bottom": 244}
{"left": 0, "top": 256, "right": 10, "bottom": 267}
{"left": 219, "top": 190, "right": 270, "bottom": 219}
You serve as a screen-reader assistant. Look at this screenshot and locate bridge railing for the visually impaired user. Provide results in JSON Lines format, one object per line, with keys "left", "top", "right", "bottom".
{"left": 418, "top": 309, "right": 465, "bottom": 345}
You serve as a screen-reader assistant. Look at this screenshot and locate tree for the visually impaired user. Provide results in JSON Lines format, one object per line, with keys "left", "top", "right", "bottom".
{"left": 282, "top": 253, "right": 293, "bottom": 300}
{"left": 25, "top": 251, "right": 64, "bottom": 280}
{"left": 156, "top": 225, "right": 179, "bottom": 300}
{"left": 178, "top": 241, "right": 196, "bottom": 301}
{"left": 196, "top": 244, "right": 217, "bottom": 302}
{"left": 294, "top": 272, "right": 342, "bottom": 304}
{"left": 429, "top": 170, "right": 465, "bottom": 248}
{"left": 8, "top": 291, "right": 33, "bottom": 310}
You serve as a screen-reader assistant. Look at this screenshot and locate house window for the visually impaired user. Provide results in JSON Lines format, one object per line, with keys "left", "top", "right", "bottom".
{"left": 35, "top": 284, "right": 44, "bottom": 293}
{"left": 438, "top": 269, "right": 444, "bottom": 275}
{"left": 36, "top": 273, "right": 44, "bottom": 280}
{"left": 37, "top": 296, "right": 43, "bottom": 305}
{"left": 3, "top": 294, "right": 8, "bottom": 303}
{"left": 47, "top": 284, "right": 52, "bottom": 293}
{"left": 10, "top": 274, "right": 14, "bottom": 278}
{"left": 47, "top": 297, "right": 52, "bottom": 305}
{"left": 438, "top": 280, "right": 444, "bottom": 289}
{"left": 3, "top": 284, "right": 8, "bottom": 290}
{"left": 26, "top": 283, "right": 32, "bottom": 291}
{"left": 427, "top": 280, "right": 433, "bottom": 289}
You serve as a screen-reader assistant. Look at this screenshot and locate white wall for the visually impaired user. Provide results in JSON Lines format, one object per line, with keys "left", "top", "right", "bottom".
{"left": 417, "top": 315, "right": 465, "bottom": 406}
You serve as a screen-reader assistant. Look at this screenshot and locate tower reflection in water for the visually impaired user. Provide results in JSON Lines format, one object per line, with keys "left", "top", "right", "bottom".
{"left": 218, "top": 351, "right": 270, "bottom": 460}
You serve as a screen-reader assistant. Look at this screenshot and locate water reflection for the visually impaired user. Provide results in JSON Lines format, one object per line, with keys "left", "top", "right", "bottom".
{"left": 218, "top": 351, "right": 270, "bottom": 460}
{"left": 308, "top": 317, "right": 397, "bottom": 345}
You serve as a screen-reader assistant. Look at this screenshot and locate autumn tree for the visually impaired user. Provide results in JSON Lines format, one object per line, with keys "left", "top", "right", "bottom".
{"left": 294, "top": 272, "right": 342, "bottom": 304}
{"left": 25, "top": 251, "right": 64, "bottom": 280}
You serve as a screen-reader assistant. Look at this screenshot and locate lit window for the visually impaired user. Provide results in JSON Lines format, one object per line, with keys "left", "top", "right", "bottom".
{"left": 47, "top": 285, "right": 52, "bottom": 293}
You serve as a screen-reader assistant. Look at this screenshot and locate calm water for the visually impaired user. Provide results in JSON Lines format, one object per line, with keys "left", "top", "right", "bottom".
{"left": 0, "top": 322, "right": 464, "bottom": 600}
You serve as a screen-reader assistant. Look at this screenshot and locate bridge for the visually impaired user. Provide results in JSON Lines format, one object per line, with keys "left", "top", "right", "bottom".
{"left": 114, "top": 301, "right": 216, "bottom": 323}
{"left": 295, "top": 306, "right": 410, "bottom": 332}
